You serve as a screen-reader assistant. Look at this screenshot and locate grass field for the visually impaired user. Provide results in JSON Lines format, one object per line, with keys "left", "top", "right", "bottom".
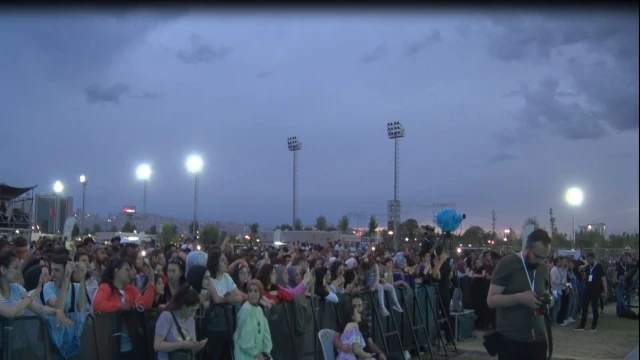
{"left": 421, "top": 301, "right": 639, "bottom": 360}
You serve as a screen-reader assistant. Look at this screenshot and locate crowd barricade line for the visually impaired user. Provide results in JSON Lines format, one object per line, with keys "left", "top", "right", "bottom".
{"left": 0, "top": 285, "right": 445, "bottom": 360}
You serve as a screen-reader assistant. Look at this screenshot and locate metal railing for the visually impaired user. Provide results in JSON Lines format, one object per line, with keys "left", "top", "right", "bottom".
{"left": 0, "top": 285, "right": 445, "bottom": 360}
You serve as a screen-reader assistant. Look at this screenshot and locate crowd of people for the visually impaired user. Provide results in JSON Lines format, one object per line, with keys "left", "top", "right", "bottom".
{"left": 0, "top": 231, "right": 637, "bottom": 360}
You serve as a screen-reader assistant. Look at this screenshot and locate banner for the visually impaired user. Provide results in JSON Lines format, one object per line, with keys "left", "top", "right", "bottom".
{"left": 63, "top": 217, "right": 76, "bottom": 243}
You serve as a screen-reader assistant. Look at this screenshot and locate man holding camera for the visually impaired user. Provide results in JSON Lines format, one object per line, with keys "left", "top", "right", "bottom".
{"left": 487, "top": 229, "right": 553, "bottom": 360}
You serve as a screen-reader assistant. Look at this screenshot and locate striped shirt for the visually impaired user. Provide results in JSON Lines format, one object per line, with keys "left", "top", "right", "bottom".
{"left": 0, "top": 283, "right": 27, "bottom": 316}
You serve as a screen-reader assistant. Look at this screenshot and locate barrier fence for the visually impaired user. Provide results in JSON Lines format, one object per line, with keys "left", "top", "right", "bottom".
{"left": 0, "top": 285, "right": 451, "bottom": 360}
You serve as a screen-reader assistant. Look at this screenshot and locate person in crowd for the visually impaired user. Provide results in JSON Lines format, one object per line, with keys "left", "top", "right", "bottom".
{"left": 575, "top": 252, "right": 607, "bottom": 331}
{"left": 313, "top": 266, "right": 339, "bottom": 303}
{"left": 233, "top": 279, "right": 273, "bottom": 360}
{"left": 329, "top": 260, "right": 346, "bottom": 293}
{"left": 152, "top": 273, "right": 166, "bottom": 308}
{"left": 93, "top": 256, "right": 156, "bottom": 360}
{"left": 231, "top": 260, "right": 251, "bottom": 294}
{"left": 361, "top": 258, "right": 402, "bottom": 316}
{"left": 256, "top": 264, "right": 294, "bottom": 304}
{"left": 487, "top": 229, "right": 553, "bottom": 360}
{"left": 150, "top": 249, "right": 166, "bottom": 274}
{"left": 335, "top": 294, "right": 372, "bottom": 360}
{"left": 382, "top": 258, "right": 411, "bottom": 291}
{"left": 470, "top": 258, "right": 488, "bottom": 329}
{"left": 276, "top": 264, "right": 310, "bottom": 297}
{"left": 163, "top": 257, "right": 187, "bottom": 304}
{"left": 43, "top": 255, "right": 89, "bottom": 313}
{"left": 11, "top": 236, "right": 29, "bottom": 262}
{"left": 343, "top": 269, "right": 361, "bottom": 294}
{"left": 432, "top": 244, "right": 453, "bottom": 343}
{"left": 615, "top": 253, "right": 634, "bottom": 316}
{"left": 185, "top": 250, "right": 207, "bottom": 275}
{"left": 550, "top": 257, "right": 567, "bottom": 325}
{"left": 153, "top": 284, "right": 208, "bottom": 360}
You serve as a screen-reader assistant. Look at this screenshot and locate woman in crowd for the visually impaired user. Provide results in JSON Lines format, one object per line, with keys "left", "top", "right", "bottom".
{"left": 153, "top": 284, "right": 208, "bottom": 360}
{"left": 163, "top": 257, "right": 186, "bottom": 304}
{"left": 230, "top": 260, "right": 250, "bottom": 294}
{"left": 335, "top": 294, "right": 372, "bottom": 360}
{"left": 152, "top": 273, "right": 166, "bottom": 308}
{"left": 313, "top": 266, "right": 339, "bottom": 303}
{"left": 233, "top": 279, "right": 273, "bottom": 360}
{"left": 276, "top": 264, "right": 310, "bottom": 297}
{"left": 93, "top": 257, "right": 156, "bottom": 360}
{"left": 256, "top": 264, "right": 294, "bottom": 304}
{"left": 470, "top": 258, "right": 488, "bottom": 329}
{"left": 150, "top": 249, "right": 166, "bottom": 274}
{"left": 329, "top": 261, "right": 346, "bottom": 294}
{"left": 343, "top": 269, "right": 361, "bottom": 294}
{"left": 360, "top": 259, "right": 402, "bottom": 316}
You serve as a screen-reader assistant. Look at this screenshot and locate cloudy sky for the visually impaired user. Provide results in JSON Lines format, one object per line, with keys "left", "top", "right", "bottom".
{"left": 1, "top": 9, "right": 638, "bottom": 235}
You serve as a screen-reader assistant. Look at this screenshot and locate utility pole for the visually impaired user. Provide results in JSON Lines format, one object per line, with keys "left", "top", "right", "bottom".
{"left": 491, "top": 210, "right": 497, "bottom": 236}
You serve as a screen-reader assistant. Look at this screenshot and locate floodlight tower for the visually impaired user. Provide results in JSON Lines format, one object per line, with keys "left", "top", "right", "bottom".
{"left": 79, "top": 175, "right": 87, "bottom": 234}
{"left": 136, "top": 164, "right": 152, "bottom": 230}
{"left": 186, "top": 155, "right": 204, "bottom": 238}
{"left": 53, "top": 181, "right": 64, "bottom": 234}
{"left": 565, "top": 187, "right": 584, "bottom": 246}
{"left": 287, "top": 137, "right": 302, "bottom": 226}
{"left": 387, "top": 121, "right": 405, "bottom": 250}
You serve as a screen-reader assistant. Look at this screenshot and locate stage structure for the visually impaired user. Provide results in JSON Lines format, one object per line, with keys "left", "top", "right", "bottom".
{"left": 0, "top": 183, "right": 37, "bottom": 239}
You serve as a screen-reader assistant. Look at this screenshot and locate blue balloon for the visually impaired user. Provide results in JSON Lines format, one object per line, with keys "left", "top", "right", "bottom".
{"left": 434, "top": 208, "right": 464, "bottom": 233}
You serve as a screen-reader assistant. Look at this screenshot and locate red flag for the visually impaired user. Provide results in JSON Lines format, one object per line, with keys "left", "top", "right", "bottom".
{"left": 49, "top": 207, "right": 56, "bottom": 217}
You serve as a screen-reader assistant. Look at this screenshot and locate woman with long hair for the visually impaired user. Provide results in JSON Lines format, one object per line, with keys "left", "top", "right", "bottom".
{"left": 233, "top": 279, "right": 273, "bottom": 360}
{"left": 255, "top": 264, "right": 293, "bottom": 305}
{"left": 163, "top": 257, "right": 187, "bottom": 305}
{"left": 335, "top": 295, "right": 370, "bottom": 360}
{"left": 93, "top": 257, "right": 155, "bottom": 360}
{"left": 229, "top": 261, "right": 250, "bottom": 294}
{"left": 275, "top": 264, "right": 311, "bottom": 297}
{"left": 329, "top": 261, "right": 346, "bottom": 294}
{"left": 360, "top": 259, "right": 402, "bottom": 316}
{"left": 153, "top": 284, "right": 208, "bottom": 360}
{"left": 313, "top": 267, "right": 339, "bottom": 303}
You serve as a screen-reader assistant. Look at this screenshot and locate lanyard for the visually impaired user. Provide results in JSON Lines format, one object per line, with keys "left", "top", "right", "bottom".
{"left": 621, "top": 264, "right": 627, "bottom": 272}
{"left": 589, "top": 263, "right": 597, "bottom": 274}
{"left": 520, "top": 251, "right": 536, "bottom": 292}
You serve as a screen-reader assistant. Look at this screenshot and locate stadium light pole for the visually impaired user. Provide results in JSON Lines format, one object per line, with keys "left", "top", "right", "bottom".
{"left": 186, "top": 155, "right": 204, "bottom": 238}
{"left": 79, "top": 175, "right": 87, "bottom": 235}
{"left": 53, "top": 181, "right": 64, "bottom": 234}
{"left": 136, "top": 164, "right": 152, "bottom": 231}
{"left": 287, "top": 137, "right": 302, "bottom": 227}
{"left": 387, "top": 121, "right": 405, "bottom": 251}
{"left": 565, "top": 187, "right": 584, "bottom": 247}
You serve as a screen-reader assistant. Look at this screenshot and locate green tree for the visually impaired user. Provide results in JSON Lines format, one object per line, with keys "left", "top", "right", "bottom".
{"left": 249, "top": 222, "right": 259, "bottom": 237}
{"left": 188, "top": 221, "right": 199, "bottom": 235}
{"left": 524, "top": 217, "right": 540, "bottom": 229}
{"left": 338, "top": 215, "right": 350, "bottom": 233}
{"left": 72, "top": 224, "right": 80, "bottom": 238}
{"left": 109, "top": 225, "right": 117, "bottom": 232}
{"left": 293, "top": 218, "right": 303, "bottom": 231}
{"left": 83, "top": 228, "right": 90, "bottom": 236}
{"left": 367, "top": 215, "right": 378, "bottom": 236}
{"left": 276, "top": 224, "right": 292, "bottom": 231}
{"left": 121, "top": 222, "right": 136, "bottom": 233}
{"left": 201, "top": 224, "right": 220, "bottom": 247}
{"left": 91, "top": 224, "right": 102, "bottom": 233}
{"left": 148, "top": 224, "right": 158, "bottom": 235}
{"left": 159, "top": 223, "right": 178, "bottom": 245}
{"left": 551, "top": 232, "right": 571, "bottom": 249}
{"left": 576, "top": 230, "right": 604, "bottom": 249}
{"left": 315, "top": 216, "right": 328, "bottom": 231}
{"left": 401, "top": 219, "right": 423, "bottom": 241}
{"left": 461, "top": 225, "right": 487, "bottom": 246}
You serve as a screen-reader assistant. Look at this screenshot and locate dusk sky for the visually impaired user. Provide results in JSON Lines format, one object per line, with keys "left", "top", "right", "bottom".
{"left": 1, "top": 9, "right": 638, "bottom": 235}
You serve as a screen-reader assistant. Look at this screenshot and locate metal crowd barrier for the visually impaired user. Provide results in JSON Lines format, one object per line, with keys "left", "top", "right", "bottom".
{"left": 0, "top": 285, "right": 445, "bottom": 360}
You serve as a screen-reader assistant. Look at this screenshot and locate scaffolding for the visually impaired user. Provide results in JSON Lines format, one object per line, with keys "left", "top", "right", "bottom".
{"left": 0, "top": 183, "right": 37, "bottom": 239}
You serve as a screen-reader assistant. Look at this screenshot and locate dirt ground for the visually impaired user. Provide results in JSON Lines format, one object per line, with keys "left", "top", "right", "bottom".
{"left": 422, "top": 300, "right": 639, "bottom": 360}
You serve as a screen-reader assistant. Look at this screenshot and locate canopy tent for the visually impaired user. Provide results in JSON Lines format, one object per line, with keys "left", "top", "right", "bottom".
{"left": 0, "top": 184, "right": 37, "bottom": 201}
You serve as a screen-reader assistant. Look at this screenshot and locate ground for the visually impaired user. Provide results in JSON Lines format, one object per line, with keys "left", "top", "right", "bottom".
{"left": 419, "top": 300, "right": 639, "bottom": 360}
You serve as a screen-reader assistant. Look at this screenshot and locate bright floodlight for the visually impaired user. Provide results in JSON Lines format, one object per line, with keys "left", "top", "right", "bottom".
{"left": 53, "top": 181, "right": 64, "bottom": 193}
{"left": 387, "top": 121, "right": 405, "bottom": 139}
{"left": 136, "top": 164, "right": 152, "bottom": 180}
{"left": 287, "top": 136, "right": 302, "bottom": 151}
{"left": 79, "top": 175, "right": 87, "bottom": 184}
{"left": 186, "top": 155, "right": 203, "bottom": 173}
{"left": 565, "top": 187, "right": 584, "bottom": 206}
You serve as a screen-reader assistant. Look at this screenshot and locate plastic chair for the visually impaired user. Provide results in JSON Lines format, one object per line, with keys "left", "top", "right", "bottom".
{"left": 318, "top": 328, "right": 336, "bottom": 360}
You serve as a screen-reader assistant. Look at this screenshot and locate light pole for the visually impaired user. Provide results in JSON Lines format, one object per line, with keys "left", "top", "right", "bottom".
{"left": 387, "top": 121, "right": 405, "bottom": 250}
{"left": 287, "top": 137, "right": 302, "bottom": 226}
{"left": 53, "top": 181, "right": 64, "bottom": 234}
{"left": 80, "top": 175, "right": 87, "bottom": 235}
{"left": 565, "top": 187, "right": 584, "bottom": 247}
{"left": 186, "top": 155, "right": 203, "bottom": 238}
{"left": 136, "top": 164, "right": 152, "bottom": 231}
{"left": 504, "top": 228, "right": 511, "bottom": 252}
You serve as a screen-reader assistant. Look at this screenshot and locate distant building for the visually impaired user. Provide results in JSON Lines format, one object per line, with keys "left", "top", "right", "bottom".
{"left": 578, "top": 222, "right": 607, "bottom": 239}
{"left": 34, "top": 195, "right": 73, "bottom": 234}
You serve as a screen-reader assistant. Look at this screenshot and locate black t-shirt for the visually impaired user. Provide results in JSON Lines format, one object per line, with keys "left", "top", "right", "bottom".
{"left": 437, "top": 258, "right": 452, "bottom": 295}
{"left": 584, "top": 263, "right": 606, "bottom": 294}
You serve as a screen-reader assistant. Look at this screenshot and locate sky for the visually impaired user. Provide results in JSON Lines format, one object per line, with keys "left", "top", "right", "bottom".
{"left": 1, "top": 8, "right": 638, "bottom": 235}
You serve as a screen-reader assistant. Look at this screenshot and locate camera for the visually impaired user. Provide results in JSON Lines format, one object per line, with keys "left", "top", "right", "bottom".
{"left": 536, "top": 293, "right": 551, "bottom": 316}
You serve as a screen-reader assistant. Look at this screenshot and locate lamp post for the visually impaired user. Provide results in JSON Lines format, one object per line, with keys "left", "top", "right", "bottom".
{"left": 565, "top": 187, "right": 584, "bottom": 247}
{"left": 287, "top": 137, "right": 302, "bottom": 226}
{"left": 79, "top": 175, "right": 87, "bottom": 235}
{"left": 136, "top": 164, "right": 152, "bottom": 231}
{"left": 504, "top": 228, "right": 510, "bottom": 252}
{"left": 387, "top": 121, "right": 405, "bottom": 250}
{"left": 186, "top": 155, "right": 203, "bottom": 238}
{"left": 53, "top": 181, "right": 64, "bottom": 234}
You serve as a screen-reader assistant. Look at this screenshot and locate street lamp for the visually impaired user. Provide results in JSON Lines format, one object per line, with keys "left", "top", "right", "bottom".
{"left": 565, "top": 187, "right": 584, "bottom": 246}
{"left": 287, "top": 137, "right": 302, "bottom": 226}
{"left": 53, "top": 181, "right": 64, "bottom": 234}
{"left": 186, "top": 155, "right": 203, "bottom": 238}
{"left": 80, "top": 175, "right": 87, "bottom": 235}
{"left": 136, "top": 164, "right": 152, "bottom": 230}
{"left": 387, "top": 121, "right": 405, "bottom": 250}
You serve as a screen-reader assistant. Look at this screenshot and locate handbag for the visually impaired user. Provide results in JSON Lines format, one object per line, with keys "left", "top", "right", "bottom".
{"left": 168, "top": 312, "right": 193, "bottom": 360}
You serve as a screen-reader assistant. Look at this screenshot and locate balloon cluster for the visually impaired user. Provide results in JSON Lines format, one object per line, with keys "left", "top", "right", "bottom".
{"left": 434, "top": 208, "right": 465, "bottom": 233}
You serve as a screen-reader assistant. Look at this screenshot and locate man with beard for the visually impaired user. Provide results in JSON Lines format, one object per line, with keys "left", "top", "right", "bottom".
{"left": 43, "top": 255, "right": 88, "bottom": 313}
{"left": 86, "top": 245, "right": 107, "bottom": 300}
{"left": 487, "top": 229, "right": 553, "bottom": 360}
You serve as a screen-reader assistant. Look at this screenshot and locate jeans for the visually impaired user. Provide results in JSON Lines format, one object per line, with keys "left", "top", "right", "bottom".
{"left": 567, "top": 291, "right": 576, "bottom": 319}
{"left": 551, "top": 292, "right": 562, "bottom": 324}
{"left": 616, "top": 285, "right": 631, "bottom": 316}
{"left": 576, "top": 281, "right": 585, "bottom": 313}
{"left": 578, "top": 292, "right": 600, "bottom": 329}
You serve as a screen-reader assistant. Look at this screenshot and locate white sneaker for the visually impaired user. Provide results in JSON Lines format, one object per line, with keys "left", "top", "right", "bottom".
{"left": 561, "top": 320, "right": 570, "bottom": 326}
{"left": 568, "top": 317, "right": 575, "bottom": 323}
{"left": 403, "top": 350, "right": 411, "bottom": 360}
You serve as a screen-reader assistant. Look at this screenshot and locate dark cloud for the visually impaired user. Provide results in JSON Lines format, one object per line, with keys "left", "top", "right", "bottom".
{"left": 489, "top": 152, "right": 517, "bottom": 164}
{"left": 177, "top": 34, "right": 231, "bottom": 64}
{"left": 487, "top": 14, "right": 638, "bottom": 143}
{"left": 406, "top": 30, "right": 442, "bottom": 56}
{"left": 84, "top": 83, "right": 130, "bottom": 104}
{"left": 360, "top": 43, "right": 387, "bottom": 64}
